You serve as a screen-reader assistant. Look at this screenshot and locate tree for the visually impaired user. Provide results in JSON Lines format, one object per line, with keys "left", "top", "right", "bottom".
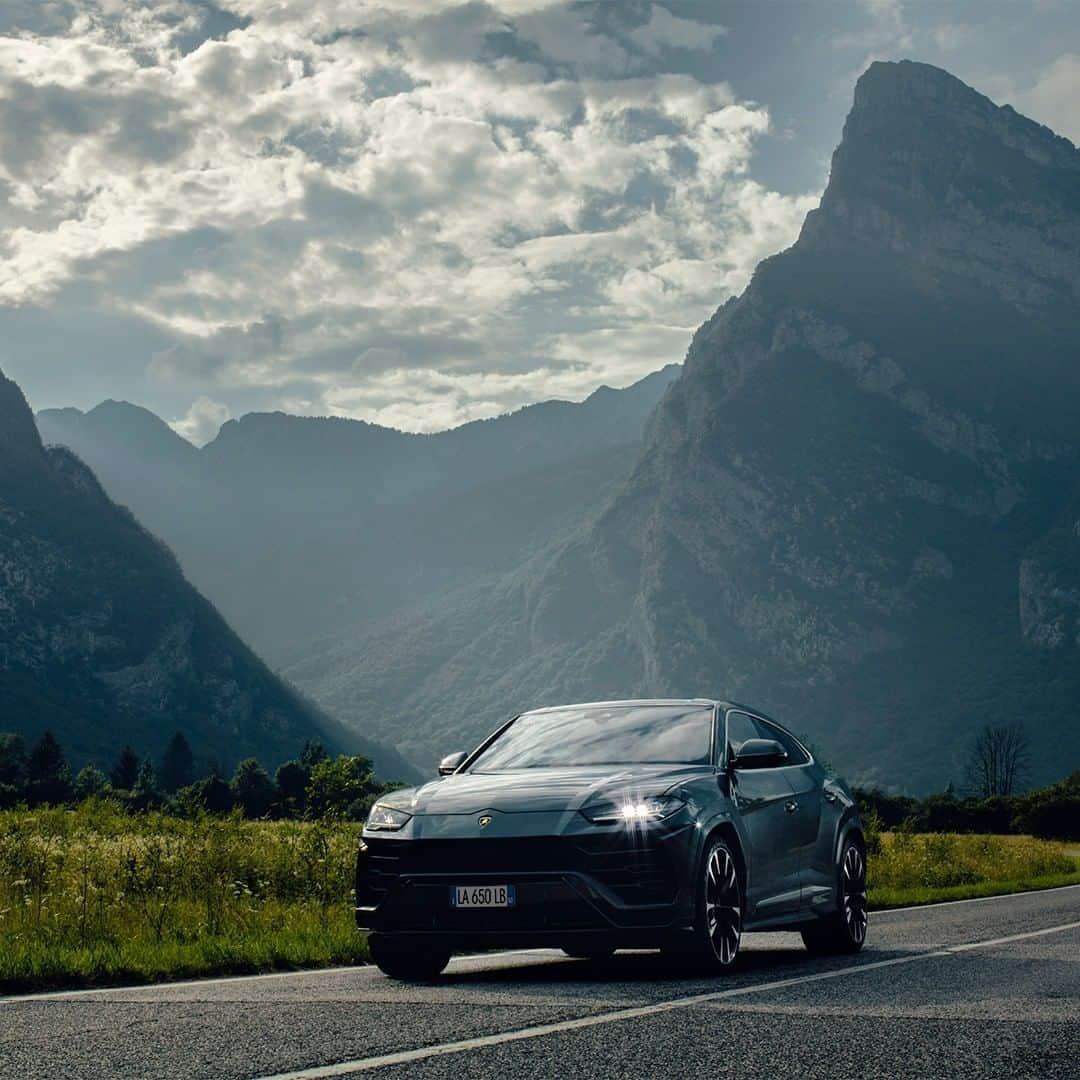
{"left": 130, "top": 757, "right": 160, "bottom": 809}
{"left": 0, "top": 733, "right": 27, "bottom": 806}
{"left": 299, "top": 741, "right": 328, "bottom": 771}
{"left": 231, "top": 758, "right": 275, "bottom": 818}
{"left": 174, "top": 774, "right": 234, "bottom": 816}
{"left": 110, "top": 745, "right": 140, "bottom": 791}
{"left": 26, "top": 730, "right": 72, "bottom": 805}
{"left": 964, "top": 722, "right": 1031, "bottom": 798}
{"left": 275, "top": 759, "right": 310, "bottom": 815}
{"left": 306, "top": 754, "right": 382, "bottom": 820}
{"left": 159, "top": 732, "right": 195, "bottom": 793}
{"left": 73, "top": 763, "right": 109, "bottom": 800}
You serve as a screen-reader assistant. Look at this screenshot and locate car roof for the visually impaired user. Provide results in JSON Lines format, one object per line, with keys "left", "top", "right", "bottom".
{"left": 521, "top": 697, "right": 787, "bottom": 727}
{"left": 524, "top": 697, "right": 724, "bottom": 714}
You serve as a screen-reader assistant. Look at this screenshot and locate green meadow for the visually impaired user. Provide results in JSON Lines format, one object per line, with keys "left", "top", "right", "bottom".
{"left": 2, "top": 801, "right": 1077, "bottom": 992}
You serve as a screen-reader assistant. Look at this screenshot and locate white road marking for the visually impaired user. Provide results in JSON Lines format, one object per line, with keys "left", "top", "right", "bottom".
{"left": 0, "top": 950, "right": 558, "bottom": 1006}
{"left": 870, "top": 880, "right": 1080, "bottom": 916}
{"left": 4, "top": 882, "right": 1078, "bottom": 1005}
{"left": 255, "top": 919, "right": 1080, "bottom": 1079}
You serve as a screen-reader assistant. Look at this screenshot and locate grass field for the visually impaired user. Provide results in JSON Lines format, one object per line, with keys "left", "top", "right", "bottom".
{"left": 1, "top": 802, "right": 1077, "bottom": 992}
{"left": 0, "top": 801, "right": 368, "bottom": 992}
{"left": 867, "top": 830, "right": 1080, "bottom": 908}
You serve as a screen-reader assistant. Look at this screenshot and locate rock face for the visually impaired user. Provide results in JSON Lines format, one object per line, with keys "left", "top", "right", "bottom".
{"left": 0, "top": 369, "right": 415, "bottom": 777}
{"left": 300, "top": 62, "right": 1080, "bottom": 789}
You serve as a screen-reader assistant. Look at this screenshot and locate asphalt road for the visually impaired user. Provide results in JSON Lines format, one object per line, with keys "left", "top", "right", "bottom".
{"left": 2, "top": 885, "right": 1078, "bottom": 1079}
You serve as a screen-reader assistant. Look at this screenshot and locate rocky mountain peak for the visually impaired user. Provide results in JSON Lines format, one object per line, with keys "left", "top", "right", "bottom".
{"left": 0, "top": 367, "right": 44, "bottom": 462}
{"left": 312, "top": 62, "right": 1080, "bottom": 789}
{"left": 800, "top": 60, "right": 1080, "bottom": 281}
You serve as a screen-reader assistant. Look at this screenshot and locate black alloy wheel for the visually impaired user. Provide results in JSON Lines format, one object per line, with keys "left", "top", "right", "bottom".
{"left": 665, "top": 837, "right": 742, "bottom": 972}
{"left": 802, "top": 840, "right": 868, "bottom": 955}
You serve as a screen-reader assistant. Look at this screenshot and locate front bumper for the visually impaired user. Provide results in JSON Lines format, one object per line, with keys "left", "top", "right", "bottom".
{"left": 355, "top": 827, "right": 697, "bottom": 946}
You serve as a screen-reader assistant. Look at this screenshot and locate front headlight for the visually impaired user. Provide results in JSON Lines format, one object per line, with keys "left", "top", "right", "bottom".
{"left": 581, "top": 794, "right": 685, "bottom": 825}
{"left": 366, "top": 803, "right": 412, "bottom": 831}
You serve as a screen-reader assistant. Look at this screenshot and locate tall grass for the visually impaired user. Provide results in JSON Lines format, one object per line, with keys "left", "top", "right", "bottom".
{"left": 0, "top": 799, "right": 367, "bottom": 991}
{"left": 868, "top": 830, "right": 1079, "bottom": 908}
{"left": 2, "top": 804, "right": 1077, "bottom": 992}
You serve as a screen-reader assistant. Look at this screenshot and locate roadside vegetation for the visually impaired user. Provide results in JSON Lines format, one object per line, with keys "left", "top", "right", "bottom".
{"left": 2, "top": 799, "right": 1077, "bottom": 993}
{"left": 1, "top": 722, "right": 1077, "bottom": 993}
{"left": 0, "top": 801, "right": 368, "bottom": 992}
{"left": 865, "top": 827, "right": 1079, "bottom": 909}
{"left": 0, "top": 730, "right": 400, "bottom": 821}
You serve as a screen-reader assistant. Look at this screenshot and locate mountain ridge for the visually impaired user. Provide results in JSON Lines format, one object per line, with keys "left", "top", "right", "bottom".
{"left": 37, "top": 364, "right": 681, "bottom": 664}
{"left": 289, "top": 61, "right": 1080, "bottom": 790}
{"left": 1, "top": 367, "right": 418, "bottom": 781}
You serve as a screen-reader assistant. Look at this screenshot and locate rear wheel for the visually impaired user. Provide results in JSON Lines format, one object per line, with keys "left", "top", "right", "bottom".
{"left": 369, "top": 933, "right": 452, "bottom": 979}
{"left": 801, "top": 840, "right": 868, "bottom": 955}
{"left": 664, "top": 837, "right": 742, "bottom": 972}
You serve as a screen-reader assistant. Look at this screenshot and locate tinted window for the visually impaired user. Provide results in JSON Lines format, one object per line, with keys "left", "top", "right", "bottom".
{"left": 756, "top": 718, "right": 810, "bottom": 765}
{"left": 726, "top": 711, "right": 763, "bottom": 755}
{"left": 470, "top": 705, "right": 714, "bottom": 769}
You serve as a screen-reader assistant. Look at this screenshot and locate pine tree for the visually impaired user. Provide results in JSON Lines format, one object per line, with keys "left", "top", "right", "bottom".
{"left": 299, "top": 741, "right": 328, "bottom": 771}
{"left": 275, "top": 759, "right": 309, "bottom": 815}
{"left": 131, "top": 757, "right": 160, "bottom": 809}
{"left": 0, "top": 733, "right": 27, "bottom": 806}
{"left": 231, "top": 758, "right": 275, "bottom": 818}
{"left": 110, "top": 745, "right": 140, "bottom": 791}
{"left": 26, "top": 730, "right": 72, "bottom": 805}
{"left": 159, "top": 732, "right": 195, "bottom": 793}
{"left": 0, "top": 733, "right": 27, "bottom": 787}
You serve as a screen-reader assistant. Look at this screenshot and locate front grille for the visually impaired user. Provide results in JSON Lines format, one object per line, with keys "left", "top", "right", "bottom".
{"left": 357, "top": 834, "right": 677, "bottom": 909}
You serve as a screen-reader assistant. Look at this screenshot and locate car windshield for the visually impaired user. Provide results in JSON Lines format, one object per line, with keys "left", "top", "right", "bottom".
{"left": 468, "top": 704, "right": 714, "bottom": 769}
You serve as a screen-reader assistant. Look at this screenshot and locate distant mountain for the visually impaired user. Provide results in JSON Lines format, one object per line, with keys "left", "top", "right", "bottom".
{"left": 292, "top": 61, "right": 1080, "bottom": 791}
{"left": 2, "top": 370, "right": 417, "bottom": 780}
{"left": 37, "top": 365, "right": 680, "bottom": 664}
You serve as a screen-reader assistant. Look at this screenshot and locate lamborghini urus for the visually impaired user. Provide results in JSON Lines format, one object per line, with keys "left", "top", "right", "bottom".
{"left": 355, "top": 699, "right": 867, "bottom": 978}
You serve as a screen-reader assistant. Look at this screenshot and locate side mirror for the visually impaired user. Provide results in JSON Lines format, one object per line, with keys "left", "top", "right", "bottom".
{"left": 731, "top": 738, "right": 788, "bottom": 770}
{"left": 438, "top": 750, "right": 468, "bottom": 776}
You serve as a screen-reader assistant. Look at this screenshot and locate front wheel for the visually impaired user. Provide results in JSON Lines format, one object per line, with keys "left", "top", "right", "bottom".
{"left": 664, "top": 837, "right": 742, "bottom": 972}
{"left": 801, "top": 840, "right": 868, "bottom": 955}
{"left": 369, "top": 933, "right": 451, "bottom": 979}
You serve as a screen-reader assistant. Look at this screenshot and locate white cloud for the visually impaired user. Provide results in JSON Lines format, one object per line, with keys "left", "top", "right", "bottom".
{"left": 0, "top": 0, "right": 816, "bottom": 431}
{"left": 628, "top": 5, "right": 727, "bottom": 55}
{"left": 1018, "top": 52, "right": 1080, "bottom": 144}
{"left": 170, "top": 395, "right": 231, "bottom": 445}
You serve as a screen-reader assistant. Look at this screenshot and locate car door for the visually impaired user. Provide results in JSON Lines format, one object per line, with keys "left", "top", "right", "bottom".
{"left": 725, "top": 711, "right": 801, "bottom": 920}
{"left": 756, "top": 718, "right": 827, "bottom": 909}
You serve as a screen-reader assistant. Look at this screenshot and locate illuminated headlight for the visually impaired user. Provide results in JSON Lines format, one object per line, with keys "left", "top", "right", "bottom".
{"left": 366, "top": 803, "right": 412, "bottom": 831}
{"left": 581, "top": 795, "right": 685, "bottom": 825}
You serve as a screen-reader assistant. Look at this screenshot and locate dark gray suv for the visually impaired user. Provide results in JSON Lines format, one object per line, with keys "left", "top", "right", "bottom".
{"left": 356, "top": 699, "right": 867, "bottom": 978}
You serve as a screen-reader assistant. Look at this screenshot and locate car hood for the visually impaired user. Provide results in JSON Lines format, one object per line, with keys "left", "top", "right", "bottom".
{"left": 387, "top": 765, "right": 708, "bottom": 816}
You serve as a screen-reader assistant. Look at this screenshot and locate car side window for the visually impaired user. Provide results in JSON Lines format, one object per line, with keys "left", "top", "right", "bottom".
{"left": 756, "top": 718, "right": 810, "bottom": 765}
{"left": 725, "top": 711, "right": 762, "bottom": 757}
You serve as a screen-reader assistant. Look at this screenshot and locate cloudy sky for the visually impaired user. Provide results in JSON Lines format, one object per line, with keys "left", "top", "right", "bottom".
{"left": 1, "top": 1, "right": 1077, "bottom": 443}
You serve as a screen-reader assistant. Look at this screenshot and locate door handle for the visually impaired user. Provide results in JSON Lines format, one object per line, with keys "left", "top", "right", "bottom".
{"left": 784, "top": 801, "right": 798, "bottom": 813}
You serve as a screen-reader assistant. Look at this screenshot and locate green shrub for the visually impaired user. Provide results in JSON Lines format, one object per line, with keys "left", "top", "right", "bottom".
{"left": 1014, "top": 794, "right": 1080, "bottom": 841}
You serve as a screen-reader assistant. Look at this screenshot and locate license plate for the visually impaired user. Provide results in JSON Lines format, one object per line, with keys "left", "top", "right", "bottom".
{"left": 450, "top": 884, "right": 516, "bottom": 908}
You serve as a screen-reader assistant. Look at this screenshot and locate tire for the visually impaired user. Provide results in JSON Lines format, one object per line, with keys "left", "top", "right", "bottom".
{"left": 664, "top": 836, "right": 742, "bottom": 973}
{"left": 801, "top": 840, "right": 868, "bottom": 955}
{"left": 368, "top": 933, "right": 452, "bottom": 979}
{"left": 561, "top": 944, "right": 616, "bottom": 960}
